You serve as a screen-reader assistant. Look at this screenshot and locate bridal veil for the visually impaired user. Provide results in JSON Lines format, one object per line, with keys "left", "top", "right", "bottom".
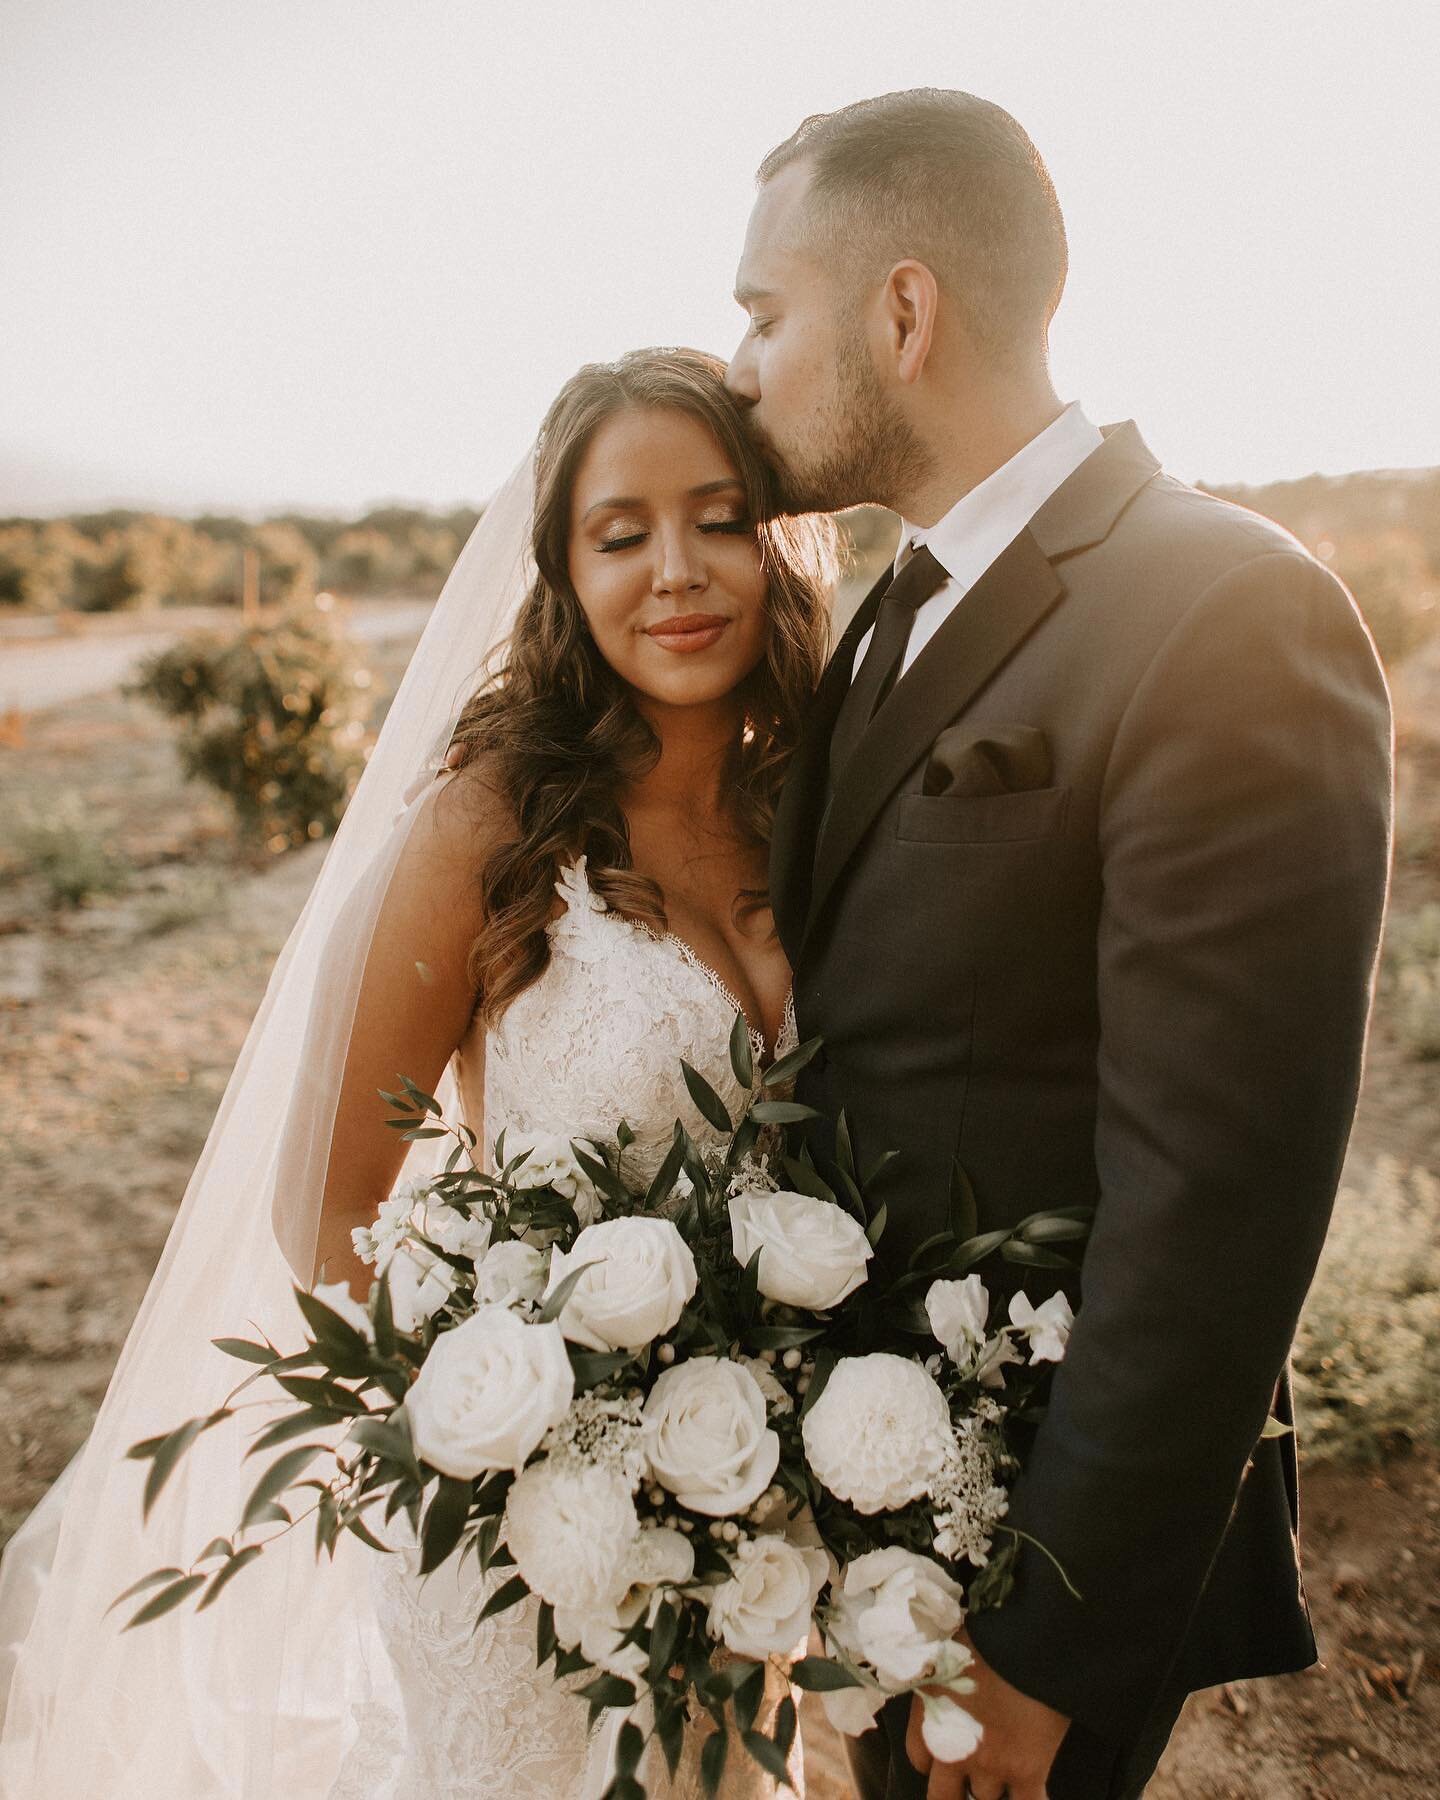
{"left": 0, "top": 450, "right": 537, "bottom": 1797}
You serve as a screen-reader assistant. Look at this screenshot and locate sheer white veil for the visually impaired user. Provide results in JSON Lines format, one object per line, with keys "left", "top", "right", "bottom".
{"left": 0, "top": 448, "right": 538, "bottom": 1798}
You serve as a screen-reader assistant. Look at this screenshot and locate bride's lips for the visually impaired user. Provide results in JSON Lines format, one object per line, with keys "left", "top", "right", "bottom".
{"left": 643, "top": 613, "right": 731, "bottom": 653}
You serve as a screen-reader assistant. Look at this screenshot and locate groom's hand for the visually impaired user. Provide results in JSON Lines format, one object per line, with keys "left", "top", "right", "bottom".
{"left": 906, "top": 1629, "right": 1069, "bottom": 1800}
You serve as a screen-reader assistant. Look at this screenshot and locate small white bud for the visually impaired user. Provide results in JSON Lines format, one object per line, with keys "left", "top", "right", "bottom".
{"left": 656, "top": 1342, "right": 676, "bottom": 1364}
{"left": 782, "top": 1347, "right": 803, "bottom": 1370}
{"left": 796, "top": 1373, "right": 811, "bottom": 1395}
{"left": 720, "top": 1520, "right": 739, "bottom": 1542}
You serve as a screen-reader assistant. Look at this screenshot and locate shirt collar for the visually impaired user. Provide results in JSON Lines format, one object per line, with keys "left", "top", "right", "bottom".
{"left": 894, "top": 401, "right": 1103, "bottom": 581}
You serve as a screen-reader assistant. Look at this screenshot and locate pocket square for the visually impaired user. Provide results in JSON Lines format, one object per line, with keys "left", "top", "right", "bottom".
{"left": 922, "top": 724, "right": 1053, "bottom": 797}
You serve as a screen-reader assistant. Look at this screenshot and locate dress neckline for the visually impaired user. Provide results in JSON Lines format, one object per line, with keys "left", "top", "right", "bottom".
{"left": 557, "top": 857, "right": 795, "bottom": 1066}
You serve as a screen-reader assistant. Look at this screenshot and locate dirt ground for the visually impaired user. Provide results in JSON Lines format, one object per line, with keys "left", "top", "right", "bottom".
{"left": 1, "top": 626, "right": 1436, "bottom": 1796}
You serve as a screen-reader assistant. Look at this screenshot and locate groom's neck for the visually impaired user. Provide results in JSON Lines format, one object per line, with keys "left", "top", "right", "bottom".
{"left": 896, "top": 369, "right": 1065, "bottom": 529}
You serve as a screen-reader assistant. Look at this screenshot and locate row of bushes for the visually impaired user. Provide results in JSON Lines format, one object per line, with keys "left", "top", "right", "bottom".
{"left": 0, "top": 505, "right": 482, "bottom": 613}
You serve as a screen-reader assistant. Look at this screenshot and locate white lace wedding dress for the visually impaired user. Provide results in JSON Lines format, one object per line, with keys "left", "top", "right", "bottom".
{"left": 326, "top": 857, "right": 803, "bottom": 1800}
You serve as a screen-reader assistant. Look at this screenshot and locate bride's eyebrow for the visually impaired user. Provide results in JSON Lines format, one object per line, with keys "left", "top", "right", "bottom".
{"left": 582, "top": 479, "right": 744, "bottom": 522}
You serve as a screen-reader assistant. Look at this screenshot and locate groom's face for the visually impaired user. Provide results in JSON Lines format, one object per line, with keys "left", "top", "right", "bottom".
{"left": 728, "top": 161, "right": 915, "bottom": 514}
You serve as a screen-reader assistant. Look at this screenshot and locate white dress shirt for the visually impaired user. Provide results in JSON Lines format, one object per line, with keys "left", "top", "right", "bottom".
{"left": 852, "top": 401, "right": 1105, "bottom": 681}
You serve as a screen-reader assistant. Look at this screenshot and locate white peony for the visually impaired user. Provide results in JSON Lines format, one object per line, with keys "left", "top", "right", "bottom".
{"left": 801, "top": 1354, "right": 952, "bottom": 1513}
{"left": 1008, "top": 1290, "right": 1074, "bottom": 1363}
{"left": 925, "top": 1275, "right": 990, "bottom": 1364}
{"left": 728, "top": 1189, "right": 873, "bottom": 1310}
{"left": 505, "top": 1130, "right": 604, "bottom": 1227}
{"left": 503, "top": 1459, "right": 638, "bottom": 1612}
{"left": 406, "top": 1305, "right": 574, "bottom": 1478}
{"left": 310, "top": 1279, "right": 375, "bottom": 1343}
{"left": 642, "top": 1356, "right": 780, "bottom": 1516}
{"left": 843, "top": 1547, "right": 968, "bottom": 1687}
{"left": 473, "top": 1238, "right": 549, "bottom": 1309}
{"left": 707, "top": 1532, "right": 828, "bottom": 1658}
{"left": 415, "top": 1195, "right": 492, "bottom": 1263}
{"left": 545, "top": 1216, "right": 697, "bottom": 1352}
{"left": 387, "top": 1241, "right": 458, "bottom": 1333}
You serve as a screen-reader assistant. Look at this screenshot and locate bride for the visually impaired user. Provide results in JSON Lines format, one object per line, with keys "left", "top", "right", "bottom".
{"left": 0, "top": 347, "right": 839, "bottom": 1797}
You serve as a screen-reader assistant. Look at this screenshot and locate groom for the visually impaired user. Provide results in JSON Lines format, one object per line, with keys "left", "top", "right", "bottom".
{"left": 728, "top": 91, "right": 1392, "bottom": 1799}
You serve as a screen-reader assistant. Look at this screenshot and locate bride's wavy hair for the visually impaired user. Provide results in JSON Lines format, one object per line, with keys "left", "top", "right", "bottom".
{"left": 449, "top": 347, "right": 840, "bottom": 1024}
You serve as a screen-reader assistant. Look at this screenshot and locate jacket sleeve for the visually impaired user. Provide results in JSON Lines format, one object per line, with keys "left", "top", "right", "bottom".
{"left": 965, "top": 548, "right": 1393, "bottom": 1741}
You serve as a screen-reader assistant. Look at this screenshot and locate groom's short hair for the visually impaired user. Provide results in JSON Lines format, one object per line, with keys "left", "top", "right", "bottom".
{"left": 758, "top": 89, "right": 1067, "bottom": 364}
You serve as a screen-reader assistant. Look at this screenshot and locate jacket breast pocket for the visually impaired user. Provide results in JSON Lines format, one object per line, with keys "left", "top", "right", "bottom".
{"left": 896, "top": 785, "right": 1071, "bottom": 845}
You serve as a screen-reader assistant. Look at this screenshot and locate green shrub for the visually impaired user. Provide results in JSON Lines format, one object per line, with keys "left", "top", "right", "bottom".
{"left": 130, "top": 606, "right": 372, "bottom": 853}
{"left": 1294, "top": 1155, "right": 1440, "bottom": 1462}
{"left": 10, "top": 795, "right": 129, "bottom": 908}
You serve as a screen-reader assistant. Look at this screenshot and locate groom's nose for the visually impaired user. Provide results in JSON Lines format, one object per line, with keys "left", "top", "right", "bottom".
{"left": 725, "top": 333, "right": 759, "bottom": 404}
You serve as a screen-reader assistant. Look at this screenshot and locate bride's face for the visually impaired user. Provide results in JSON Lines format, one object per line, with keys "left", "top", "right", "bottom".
{"left": 566, "top": 406, "right": 769, "bottom": 713}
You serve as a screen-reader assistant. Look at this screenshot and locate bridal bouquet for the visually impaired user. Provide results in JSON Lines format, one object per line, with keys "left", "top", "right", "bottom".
{"left": 120, "top": 1019, "right": 1090, "bottom": 1796}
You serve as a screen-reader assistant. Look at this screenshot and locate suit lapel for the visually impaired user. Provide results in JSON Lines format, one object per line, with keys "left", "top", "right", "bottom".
{"left": 805, "top": 528, "right": 1064, "bottom": 940}
{"left": 769, "top": 569, "right": 889, "bottom": 956}
{"left": 798, "top": 421, "right": 1162, "bottom": 951}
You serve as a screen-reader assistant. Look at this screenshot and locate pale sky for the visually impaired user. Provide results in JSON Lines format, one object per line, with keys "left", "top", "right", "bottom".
{"left": 2, "top": 0, "right": 1437, "bottom": 515}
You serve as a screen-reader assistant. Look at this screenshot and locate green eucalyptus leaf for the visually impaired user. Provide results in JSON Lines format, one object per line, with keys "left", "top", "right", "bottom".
{"left": 240, "top": 1443, "right": 328, "bottom": 1531}
{"left": 477, "top": 1572, "right": 531, "bottom": 1620}
{"left": 1000, "top": 1240, "right": 1074, "bottom": 1270}
{"left": 948, "top": 1159, "right": 979, "bottom": 1243}
{"left": 644, "top": 1130, "right": 690, "bottom": 1214}
{"left": 107, "top": 1566, "right": 187, "bottom": 1615}
{"left": 143, "top": 1410, "right": 233, "bottom": 1521}
{"left": 123, "top": 1572, "right": 206, "bottom": 1630}
{"left": 733, "top": 1660, "right": 766, "bottom": 1734}
{"left": 195, "top": 1544, "right": 264, "bottom": 1612}
{"left": 575, "top": 1673, "right": 637, "bottom": 1708}
{"left": 865, "top": 1200, "right": 887, "bottom": 1247}
{"left": 537, "top": 1259, "right": 603, "bottom": 1326}
{"left": 680, "top": 1060, "right": 732, "bottom": 1134}
{"left": 419, "top": 1474, "right": 473, "bottom": 1575}
{"left": 728, "top": 1010, "right": 755, "bottom": 1092}
{"left": 951, "top": 1228, "right": 1013, "bottom": 1271}
{"left": 748, "top": 1100, "right": 819, "bottom": 1126}
{"left": 1017, "top": 1215, "right": 1091, "bottom": 1245}
{"left": 211, "top": 1336, "right": 278, "bottom": 1366}
{"left": 347, "top": 1413, "right": 421, "bottom": 1476}
{"left": 760, "top": 1034, "right": 824, "bottom": 1090}
{"left": 787, "top": 1656, "right": 863, "bottom": 1691}
{"left": 700, "top": 1726, "right": 728, "bottom": 1798}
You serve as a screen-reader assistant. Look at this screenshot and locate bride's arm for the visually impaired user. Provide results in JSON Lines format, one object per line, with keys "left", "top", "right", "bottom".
{"left": 304, "top": 773, "right": 500, "bottom": 1295}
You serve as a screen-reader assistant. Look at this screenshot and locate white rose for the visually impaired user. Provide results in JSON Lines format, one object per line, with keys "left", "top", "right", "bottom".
{"left": 309, "top": 1279, "right": 375, "bottom": 1343}
{"left": 801, "top": 1354, "right": 952, "bottom": 1513}
{"left": 505, "top": 1130, "right": 604, "bottom": 1226}
{"left": 387, "top": 1241, "right": 458, "bottom": 1333}
{"left": 1008, "top": 1290, "right": 1074, "bottom": 1363}
{"left": 642, "top": 1356, "right": 780, "bottom": 1516}
{"left": 503, "top": 1459, "right": 638, "bottom": 1611}
{"left": 407, "top": 1305, "right": 574, "bottom": 1478}
{"left": 707, "top": 1532, "right": 828, "bottom": 1658}
{"left": 843, "top": 1547, "right": 968, "bottom": 1687}
{"left": 925, "top": 1275, "right": 990, "bottom": 1364}
{"left": 555, "top": 1525, "right": 695, "bottom": 1678}
{"left": 416, "top": 1195, "right": 492, "bottom": 1263}
{"left": 473, "top": 1238, "right": 549, "bottom": 1309}
{"left": 545, "top": 1216, "right": 697, "bottom": 1352}
{"left": 728, "top": 1189, "right": 872, "bottom": 1310}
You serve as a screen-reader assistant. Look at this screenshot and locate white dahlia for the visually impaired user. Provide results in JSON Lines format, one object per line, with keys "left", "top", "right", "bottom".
{"left": 801, "top": 1353, "right": 952, "bottom": 1513}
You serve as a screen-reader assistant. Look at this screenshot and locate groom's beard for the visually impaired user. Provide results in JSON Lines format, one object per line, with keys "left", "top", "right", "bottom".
{"left": 755, "top": 325, "right": 936, "bottom": 517}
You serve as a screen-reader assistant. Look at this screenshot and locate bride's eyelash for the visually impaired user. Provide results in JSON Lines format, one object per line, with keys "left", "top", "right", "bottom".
{"left": 596, "top": 519, "right": 752, "bottom": 553}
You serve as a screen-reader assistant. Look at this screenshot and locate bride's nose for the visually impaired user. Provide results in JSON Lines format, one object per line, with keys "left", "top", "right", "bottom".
{"left": 650, "top": 525, "right": 708, "bottom": 597}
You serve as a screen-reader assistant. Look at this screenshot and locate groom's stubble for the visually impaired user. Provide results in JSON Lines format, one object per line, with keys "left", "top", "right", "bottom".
{"left": 747, "top": 298, "right": 936, "bottom": 520}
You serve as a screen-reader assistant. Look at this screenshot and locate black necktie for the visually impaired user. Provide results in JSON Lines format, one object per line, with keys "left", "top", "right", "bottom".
{"left": 828, "top": 543, "right": 947, "bottom": 782}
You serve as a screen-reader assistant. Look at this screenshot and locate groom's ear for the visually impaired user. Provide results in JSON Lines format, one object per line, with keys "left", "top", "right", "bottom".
{"left": 883, "top": 260, "right": 940, "bottom": 386}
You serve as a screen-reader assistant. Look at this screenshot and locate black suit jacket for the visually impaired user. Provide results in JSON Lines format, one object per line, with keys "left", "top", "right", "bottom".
{"left": 770, "top": 424, "right": 1393, "bottom": 1743}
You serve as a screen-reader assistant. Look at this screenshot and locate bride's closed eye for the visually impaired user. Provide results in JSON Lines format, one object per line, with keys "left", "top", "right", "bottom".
{"left": 595, "top": 519, "right": 753, "bottom": 553}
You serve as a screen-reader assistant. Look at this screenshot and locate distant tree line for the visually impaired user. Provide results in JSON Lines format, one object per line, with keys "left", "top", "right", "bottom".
{"left": 0, "top": 504, "right": 482, "bottom": 613}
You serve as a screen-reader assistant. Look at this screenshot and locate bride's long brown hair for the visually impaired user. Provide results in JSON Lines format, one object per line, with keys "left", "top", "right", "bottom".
{"left": 449, "top": 348, "right": 839, "bottom": 1024}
